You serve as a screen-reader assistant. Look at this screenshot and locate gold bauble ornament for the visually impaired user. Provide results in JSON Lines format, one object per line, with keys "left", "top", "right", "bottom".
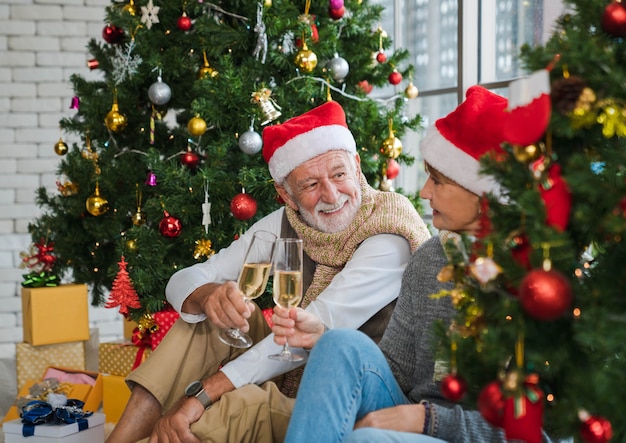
{"left": 380, "top": 134, "right": 403, "bottom": 159}
{"left": 54, "top": 137, "right": 68, "bottom": 155}
{"left": 294, "top": 43, "right": 318, "bottom": 73}
{"left": 105, "top": 102, "right": 127, "bottom": 132}
{"left": 198, "top": 51, "right": 218, "bottom": 80}
{"left": 512, "top": 143, "right": 542, "bottom": 163}
{"left": 187, "top": 115, "right": 207, "bottom": 136}
{"left": 86, "top": 182, "right": 109, "bottom": 216}
{"left": 126, "top": 238, "right": 138, "bottom": 251}
{"left": 131, "top": 209, "right": 147, "bottom": 226}
{"left": 404, "top": 82, "right": 419, "bottom": 99}
{"left": 264, "top": 0, "right": 272, "bottom": 6}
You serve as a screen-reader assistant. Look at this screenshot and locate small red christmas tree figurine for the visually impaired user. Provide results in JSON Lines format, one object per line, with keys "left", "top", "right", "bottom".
{"left": 105, "top": 256, "right": 141, "bottom": 315}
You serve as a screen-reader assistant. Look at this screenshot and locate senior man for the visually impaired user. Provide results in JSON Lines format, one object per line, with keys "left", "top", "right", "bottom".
{"left": 107, "top": 101, "right": 430, "bottom": 443}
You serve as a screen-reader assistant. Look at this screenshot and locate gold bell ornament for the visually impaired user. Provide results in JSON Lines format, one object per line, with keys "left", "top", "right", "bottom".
{"left": 86, "top": 182, "right": 109, "bottom": 216}
{"left": 251, "top": 88, "right": 282, "bottom": 125}
{"left": 379, "top": 118, "right": 402, "bottom": 159}
{"left": 131, "top": 184, "right": 147, "bottom": 226}
{"left": 512, "top": 142, "right": 543, "bottom": 164}
{"left": 105, "top": 93, "right": 127, "bottom": 132}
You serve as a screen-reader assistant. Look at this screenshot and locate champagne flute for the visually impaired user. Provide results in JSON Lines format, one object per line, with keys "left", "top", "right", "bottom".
{"left": 218, "top": 230, "right": 276, "bottom": 348}
{"left": 268, "top": 238, "right": 306, "bottom": 362}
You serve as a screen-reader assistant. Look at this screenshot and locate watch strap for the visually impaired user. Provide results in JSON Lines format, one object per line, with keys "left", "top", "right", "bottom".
{"left": 194, "top": 389, "right": 212, "bottom": 409}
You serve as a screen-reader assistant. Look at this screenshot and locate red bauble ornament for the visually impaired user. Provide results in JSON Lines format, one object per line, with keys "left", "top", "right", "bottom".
{"left": 159, "top": 211, "right": 182, "bottom": 237}
{"left": 358, "top": 80, "right": 373, "bottom": 95}
{"left": 619, "top": 196, "right": 626, "bottom": 217}
{"left": 177, "top": 13, "right": 192, "bottom": 31}
{"left": 388, "top": 70, "right": 402, "bottom": 85}
{"left": 580, "top": 415, "right": 613, "bottom": 443}
{"left": 329, "top": 6, "right": 345, "bottom": 20}
{"left": 102, "top": 24, "right": 124, "bottom": 44}
{"left": 602, "top": 1, "right": 626, "bottom": 38}
{"left": 376, "top": 51, "right": 387, "bottom": 63}
{"left": 440, "top": 373, "right": 467, "bottom": 402}
{"left": 385, "top": 159, "right": 400, "bottom": 180}
{"left": 180, "top": 149, "right": 201, "bottom": 169}
{"left": 518, "top": 269, "right": 572, "bottom": 321}
{"left": 230, "top": 193, "right": 257, "bottom": 220}
{"left": 478, "top": 381, "right": 506, "bottom": 427}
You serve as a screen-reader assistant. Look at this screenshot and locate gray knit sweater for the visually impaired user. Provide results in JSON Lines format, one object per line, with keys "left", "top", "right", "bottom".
{"left": 378, "top": 236, "right": 553, "bottom": 443}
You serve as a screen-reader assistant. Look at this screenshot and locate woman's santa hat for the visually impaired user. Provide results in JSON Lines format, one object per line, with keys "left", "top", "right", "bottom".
{"left": 420, "top": 85, "right": 508, "bottom": 198}
{"left": 262, "top": 101, "right": 357, "bottom": 184}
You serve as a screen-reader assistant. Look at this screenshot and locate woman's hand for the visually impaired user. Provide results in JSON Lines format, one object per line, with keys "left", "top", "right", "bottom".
{"left": 271, "top": 305, "right": 325, "bottom": 349}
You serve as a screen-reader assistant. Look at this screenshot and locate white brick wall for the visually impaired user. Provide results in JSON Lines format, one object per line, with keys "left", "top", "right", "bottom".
{"left": 0, "top": 0, "right": 124, "bottom": 361}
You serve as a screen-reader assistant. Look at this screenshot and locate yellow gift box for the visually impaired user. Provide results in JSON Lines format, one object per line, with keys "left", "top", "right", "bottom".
{"left": 16, "top": 341, "right": 86, "bottom": 391}
{"left": 99, "top": 341, "right": 152, "bottom": 377}
{"left": 102, "top": 374, "right": 131, "bottom": 424}
{"left": 21, "top": 284, "right": 90, "bottom": 346}
{"left": 123, "top": 317, "right": 138, "bottom": 340}
{"left": 3, "top": 367, "right": 103, "bottom": 424}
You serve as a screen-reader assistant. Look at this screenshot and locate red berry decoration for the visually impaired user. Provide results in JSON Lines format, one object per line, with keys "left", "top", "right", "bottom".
{"left": 230, "top": 193, "right": 257, "bottom": 220}
{"left": 177, "top": 13, "right": 192, "bottom": 31}
{"left": 180, "top": 149, "right": 201, "bottom": 169}
{"left": 388, "top": 69, "right": 402, "bottom": 85}
{"left": 102, "top": 24, "right": 124, "bottom": 44}
{"left": 440, "top": 373, "right": 467, "bottom": 402}
{"left": 385, "top": 159, "right": 400, "bottom": 180}
{"left": 478, "top": 381, "right": 505, "bottom": 428}
{"left": 329, "top": 6, "right": 345, "bottom": 20}
{"left": 580, "top": 415, "right": 613, "bottom": 443}
{"left": 159, "top": 211, "right": 182, "bottom": 238}
{"left": 518, "top": 268, "right": 572, "bottom": 321}
{"left": 602, "top": 1, "right": 626, "bottom": 38}
{"left": 376, "top": 51, "right": 387, "bottom": 63}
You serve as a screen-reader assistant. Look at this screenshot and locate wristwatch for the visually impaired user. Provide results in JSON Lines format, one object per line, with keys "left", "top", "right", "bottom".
{"left": 184, "top": 380, "right": 212, "bottom": 409}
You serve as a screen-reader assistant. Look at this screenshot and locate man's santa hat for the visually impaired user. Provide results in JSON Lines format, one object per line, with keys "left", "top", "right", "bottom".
{"left": 420, "top": 85, "right": 508, "bottom": 197}
{"left": 262, "top": 101, "right": 357, "bottom": 184}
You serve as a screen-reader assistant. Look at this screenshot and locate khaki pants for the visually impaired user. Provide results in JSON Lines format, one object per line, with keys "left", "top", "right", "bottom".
{"left": 127, "top": 307, "right": 295, "bottom": 443}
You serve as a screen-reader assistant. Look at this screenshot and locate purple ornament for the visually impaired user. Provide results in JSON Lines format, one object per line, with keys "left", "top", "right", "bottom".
{"left": 69, "top": 96, "right": 80, "bottom": 110}
{"left": 329, "top": 0, "right": 344, "bottom": 9}
{"left": 145, "top": 171, "right": 157, "bottom": 186}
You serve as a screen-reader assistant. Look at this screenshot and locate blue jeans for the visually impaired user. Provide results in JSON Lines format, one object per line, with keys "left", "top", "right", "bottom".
{"left": 284, "top": 329, "right": 447, "bottom": 443}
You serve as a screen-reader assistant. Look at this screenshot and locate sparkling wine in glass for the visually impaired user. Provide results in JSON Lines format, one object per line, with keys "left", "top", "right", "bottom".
{"left": 268, "top": 238, "right": 306, "bottom": 362}
{"left": 218, "top": 230, "right": 276, "bottom": 348}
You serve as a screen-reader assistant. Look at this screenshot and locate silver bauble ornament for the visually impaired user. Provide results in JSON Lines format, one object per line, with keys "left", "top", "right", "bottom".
{"left": 148, "top": 76, "right": 172, "bottom": 106}
{"left": 326, "top": 54, "right": 349, "bottom": 82}
{"left": 238, "top": 127, "right": 263, "bottom": 155}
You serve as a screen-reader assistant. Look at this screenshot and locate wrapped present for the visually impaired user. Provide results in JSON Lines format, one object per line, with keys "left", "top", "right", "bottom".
{"left": 123, "top": 317, "right": 138, "bottom": 340}
{"left": 102, "top": 374, "right": 131, "bottom": 424}
{"left": 4, "top": 367, "right": 103, "bottom": 424}
{"left": 17, "top": 342, "right": 85, "bottom": 391}
{"left": 99, "top": 341, "right": 152, "bottom": 377}
{"left": 133, "top": 305, "right": 180, "bottom": 350}
{"left": 21, "top": 284, "right": 89, "bottom": 346}
{"left": 3, "top": 411, "right": 105, "bottom": 443}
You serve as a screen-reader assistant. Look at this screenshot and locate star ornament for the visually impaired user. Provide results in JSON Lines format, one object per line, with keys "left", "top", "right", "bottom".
{"left": 141, "top": 0, "right": 160, "bottom": 29}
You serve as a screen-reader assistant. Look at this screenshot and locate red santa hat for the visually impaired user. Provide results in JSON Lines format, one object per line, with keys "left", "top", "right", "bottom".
{"left": 262, "top": 101, "right": 357, "bottom": 184}
{"left": 420, "top": 85, "right": 508, "bottom": 198}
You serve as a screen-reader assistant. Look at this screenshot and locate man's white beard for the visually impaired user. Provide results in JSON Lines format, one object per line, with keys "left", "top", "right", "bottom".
{"left": 298, "top": 189, "right": 362, "bottom": 233}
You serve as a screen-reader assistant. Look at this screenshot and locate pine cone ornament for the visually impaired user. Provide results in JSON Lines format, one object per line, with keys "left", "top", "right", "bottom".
{"left": 551, "top": 76, "right": 587, "bottom": 115}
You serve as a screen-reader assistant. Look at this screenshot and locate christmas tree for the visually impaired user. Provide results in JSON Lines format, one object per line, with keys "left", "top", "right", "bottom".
{"left": 27, "top": 0, "right": 422, "bottom": 321}
{"left": 434, "top": 1, "right": 626, "bottom": 442}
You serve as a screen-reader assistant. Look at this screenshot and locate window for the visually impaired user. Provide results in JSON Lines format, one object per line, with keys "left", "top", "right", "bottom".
{"left": 373, "top": 0, "right": 565, "bottom": 206}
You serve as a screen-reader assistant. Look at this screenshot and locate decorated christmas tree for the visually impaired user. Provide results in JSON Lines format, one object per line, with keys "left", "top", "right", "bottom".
{"left": 434, "top": 1, "right": 626, "bottom": 442}
{"left": 26, "top": 0, "right": 422, "bottom": 323}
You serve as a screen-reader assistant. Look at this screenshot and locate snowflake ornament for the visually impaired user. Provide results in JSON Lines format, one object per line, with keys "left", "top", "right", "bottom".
{"left": 141, "top": 0, "right": 160, "bottom": 29}
{"left": 112, "top": 39, "right": 142, "bottom": 84}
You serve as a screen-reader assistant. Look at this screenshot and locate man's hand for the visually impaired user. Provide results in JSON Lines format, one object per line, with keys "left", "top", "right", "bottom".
{"left": 181, "top": 281, "right": 255, "bottom": 331}
{"left": 354, "top": 404, "right": 426, "bottom": 434}
{"left": 148, "top": 397, "right": 204, "bottom": 443}
{"left": 271, "top": 305, "right": 325, "bottom": 349}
